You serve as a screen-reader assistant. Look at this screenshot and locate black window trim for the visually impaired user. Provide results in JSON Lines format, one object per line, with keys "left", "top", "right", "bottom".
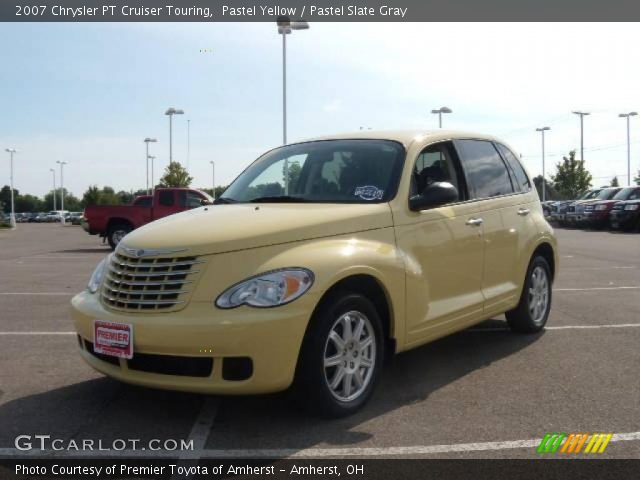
{"left": 408, "top": 140, "right": 471, "bottom": 210}
{"left": 494, "top": 141, "right": 532, "bottom": 195}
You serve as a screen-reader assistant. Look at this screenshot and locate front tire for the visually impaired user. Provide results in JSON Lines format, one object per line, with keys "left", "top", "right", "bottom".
{"left": 107, "top": 222, "right": 132, "bottom": 250}
{"left": 296, "top": 292, "right": 384, "bottom": 418}
{"left": 506, "top": 256, "right": 552, "bottom": 333}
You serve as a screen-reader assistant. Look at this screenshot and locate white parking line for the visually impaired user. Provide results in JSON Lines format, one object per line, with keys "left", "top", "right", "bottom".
{"left": 3, "top": 323, "right": 640, "bottom": 337}
{"left": 469, "top": 323, "right": 640, "bottom": 332}
{"left": 1, "top": 431, "right": 638, "bottom": 458}
{"left": 170, "top": 398, "right": 220, "bottom": 479}
{"left": 0, "top": 332, "right": 76, "bottom": 335}
{"left": 0, "top": 292, "right": 73, "bottom": 296}
{"left": 181, "top": 398, "right": 220, "bottom": 460}
{"left": 554, "top": 286, "right": 640, "bottom": 292}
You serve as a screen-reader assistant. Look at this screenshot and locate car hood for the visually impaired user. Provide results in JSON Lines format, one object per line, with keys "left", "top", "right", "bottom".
{"left": 119, "top": 203, "right": 394, "bottom": 256}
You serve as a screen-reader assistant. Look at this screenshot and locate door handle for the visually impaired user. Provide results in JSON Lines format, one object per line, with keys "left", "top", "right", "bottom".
{"left": 517, "top": 208, "right": 530, "bottom": 216}
{"left": 465, "top": 217, "right": 483, "bottom": 226}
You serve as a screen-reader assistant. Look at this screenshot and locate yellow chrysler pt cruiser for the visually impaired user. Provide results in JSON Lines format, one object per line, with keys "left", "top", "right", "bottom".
{"left": 72, "top": 130, "right": 557, "bottom": 417}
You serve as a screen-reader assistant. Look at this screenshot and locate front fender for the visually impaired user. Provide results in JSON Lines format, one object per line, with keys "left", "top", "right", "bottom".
{"left": 191, "top": 227, "right": 407, "bottom": 348}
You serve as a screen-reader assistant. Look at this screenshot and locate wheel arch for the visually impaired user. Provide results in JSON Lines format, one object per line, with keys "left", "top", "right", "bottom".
{"left": 308, "top": 273, "right": 397, "bottom": 357}
{"left": 106, "top": 217, "right": 134, "bottom": 232}
{"left": 531, "top": 241, "right": 556, "bottom": 281}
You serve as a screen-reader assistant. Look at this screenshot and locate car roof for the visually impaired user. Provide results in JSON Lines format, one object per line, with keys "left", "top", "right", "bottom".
{"left": 301, "top": 129, "right": 505, "bottom": 149}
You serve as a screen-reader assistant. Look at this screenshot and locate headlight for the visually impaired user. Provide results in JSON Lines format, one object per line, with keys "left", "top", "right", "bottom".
{"left": 625, "top": 204, "right": 639, "bottom": 211}
{"left": 87, "top": 255, "right": 110, "bottom": 294}
{"left": 215, "top": 268, "right": 314, "bottom": 309}
{"left": 595, "top": 205, "right": 607, "bottom": 211}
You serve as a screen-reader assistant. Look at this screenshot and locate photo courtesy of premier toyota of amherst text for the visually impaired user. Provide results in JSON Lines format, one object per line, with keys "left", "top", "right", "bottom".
{"left": 1, "top": 1, "right": 639, "bottom": 479}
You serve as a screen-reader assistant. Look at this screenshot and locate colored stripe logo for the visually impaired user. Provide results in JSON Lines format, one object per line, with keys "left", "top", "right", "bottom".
{"left": 537, "top": 433, "right": 613, "bottom": 454}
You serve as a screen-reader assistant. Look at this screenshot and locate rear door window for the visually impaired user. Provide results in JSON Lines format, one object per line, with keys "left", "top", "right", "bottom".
{"left": 455, "top": 139, "right": 515, "bottom": 200}
{"left": 158, "top": 191, "right": 174, "bottom": 207}
{"left": 179, "top": 191, "right": 205, "bottom": 208}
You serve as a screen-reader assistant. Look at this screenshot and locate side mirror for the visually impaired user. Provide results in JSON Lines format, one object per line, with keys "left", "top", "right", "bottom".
{"left": 200, "top": 198, "right": 214, "bottom": 206}
{"left": 409, "top": 181, "right": 458, "bottom": 211}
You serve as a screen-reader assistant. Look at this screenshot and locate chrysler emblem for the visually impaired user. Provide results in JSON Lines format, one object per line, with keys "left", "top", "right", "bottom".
{"left": 119, "top": 245, "right": 187, "bottom": 258}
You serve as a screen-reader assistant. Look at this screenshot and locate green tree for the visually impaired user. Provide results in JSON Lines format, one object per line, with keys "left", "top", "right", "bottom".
{"left": 1, "top": 185, "right": 16, "bottom": 213}
{"left": 633, "top": 170, "right": 640, "bottom": 185}
{"left": 283, "top": 160, "right": 302, "bottom": 191}
{"left": 550, "top": 150, "right": 593, "bottom": 199}
{"left": 159, "top": 162, "right": 193, "bottom": 188}
{"left": 610, "top": 176, "right": 619, "bottom": 187}
{"left": 82, "top": 185, "right": 101, "bottom": 207}
{"left": 201, "top": 185, "right": 228, "bottom": 199}
{"left": 532, "top": 176, "right": 562, "bottom": 200}
{"left": 98, "top": 187, "right": 120, "bottom": 205}
{"left": 116, "top": 190, "right": 134, "bottom": 205}
{"left": 15, "top": 194, "right": 42, "bottom": 212}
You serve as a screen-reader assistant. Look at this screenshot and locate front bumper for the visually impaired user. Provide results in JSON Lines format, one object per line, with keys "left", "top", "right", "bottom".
{"left": 582, "top": 211, "right": 610, "bottom": 227}
{"left": 609, "top": 210, "right": 639, "bottom": 229}
{"left": 72, "top": 290, "right": 317, "bottom": 394}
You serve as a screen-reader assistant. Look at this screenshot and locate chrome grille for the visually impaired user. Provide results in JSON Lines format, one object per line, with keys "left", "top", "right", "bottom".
{"left": 102, "top": 252, "right": 203, "bottom": 312}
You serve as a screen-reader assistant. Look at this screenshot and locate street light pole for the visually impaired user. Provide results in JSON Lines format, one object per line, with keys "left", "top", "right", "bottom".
{"left": 148, "top": 156, "right": 156, "bottom": 194}
{"left": 56, "top": 160, "right": 67, "bottom": 223}
{"left": 164, "top": 108, "right": 184, "bottom": 166}
{"left": 619, "top": 112, "right": 637, "bottom": 186}
{"left": 536, "top": 127, "right": 551, "bottom": 201}
{"left": 144, "top": 138, "right": 157, "bottom": 195}
{"left": 49, "top": 168, "right": 57, "bottom": 211}
{"left": 209, "top": 160, "right": 215, "bottom": 200}
{"left": 187, "top": 119, "right": 191, "bottom": 170}
{"left": 5, "top": 148, "right": 16, "bottom": 228}
{"left": 276, "top": 18, "right": 309, "bottom": 195}
{"left": 572, "top": 111, "right": 590, "bottom": 162}
{"left": 431, "top": 107, "right": 452, "bottom": 128}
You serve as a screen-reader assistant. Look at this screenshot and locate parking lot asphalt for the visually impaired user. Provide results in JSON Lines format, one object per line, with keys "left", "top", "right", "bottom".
{"left": 0, "top": 224, "right": 638, "bottom": 460}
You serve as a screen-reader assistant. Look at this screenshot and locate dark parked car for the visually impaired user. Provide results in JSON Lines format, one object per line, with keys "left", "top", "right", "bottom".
{"left": 583, "top": 187, "right": 638, "bottom": 228}
{"left": 609, "top": 194, "right": 640, "bottom": 232}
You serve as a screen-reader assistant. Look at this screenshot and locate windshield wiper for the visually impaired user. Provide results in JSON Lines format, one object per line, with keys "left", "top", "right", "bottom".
{"left": 249, "top": 195, "right": 312, "bottom": 203}
{"left": 213, "top": 197, "right": 238, "bottom": 204}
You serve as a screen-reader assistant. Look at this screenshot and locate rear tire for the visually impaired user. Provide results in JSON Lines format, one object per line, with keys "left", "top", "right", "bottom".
{"left": 107, "top": 222, "right": 132, "bottom": 250}
{"left": 506, "top": 256, "right": 552, "bottom": 333}
{"left": 296, "top": 292, "right": 384, "bottom": 418}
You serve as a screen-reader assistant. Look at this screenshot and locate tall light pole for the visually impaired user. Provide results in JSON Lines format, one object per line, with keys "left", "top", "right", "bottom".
{"left": 214, "top": 160, "right": 216, "bottom": 200}
{"left": 56, "top": 160, "right": 67, "bottom": 222}
{"left": 49, "top": 168, "right": 57, "bottom": 211}
{"left": 148, "top": 156, "right": 156, "bottom": 193}
{"left": 277, "top": 17, "right": 309, "bottom": 195}
{"left": 536, "top": 127, "right": 551, "bottom": 201}
{"left": 4, "top": 148, "right": 16, "bottom": 228}
{"left": 144, "top": 138, "right": 157, "bottom": 195}
{"left": 277, "top": 17, "right": 309, "bottom": 146}
{"left": 572, "top": 111, "right": 590, "bottom": 162}
{"left": 431, "top": 107, "right": 452, "bottom": 128}
{"left": 164, "top": 107, "right": 184, "bottom": 166}
{"left": 619, "top": 112, "right": 637, "bottom": 186}
{"left": 187, "top": 119, "right": 191, "bottom": 170}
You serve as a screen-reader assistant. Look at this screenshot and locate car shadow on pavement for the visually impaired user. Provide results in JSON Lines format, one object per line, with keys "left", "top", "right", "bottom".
{"left": 0, "top": 319, "right": 543, "bottom": 455}
{"left": 53, "top": 248, "right": 111, "bottom": 254}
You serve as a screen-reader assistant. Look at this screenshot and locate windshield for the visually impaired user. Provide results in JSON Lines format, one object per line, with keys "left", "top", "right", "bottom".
{"left": 596, "top": 188, "right": 620, "bottom": 200}
{"left": 612, "top": 187, "right": 640, "bottom": 200}
{"left": 581, "top": 189, "right": 600, "bottom": 200}
{"left": 219, "top": 140, "right": 405, "bottom": 204}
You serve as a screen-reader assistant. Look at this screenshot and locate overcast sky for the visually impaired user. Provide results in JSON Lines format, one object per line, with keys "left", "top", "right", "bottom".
{"left": 1, "top": 22, "right": 639, "bottom": 197}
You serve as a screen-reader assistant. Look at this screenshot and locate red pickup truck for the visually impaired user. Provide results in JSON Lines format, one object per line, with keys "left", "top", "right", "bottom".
{"left": 82, "top": 188, "right": 212, "bottom": 249}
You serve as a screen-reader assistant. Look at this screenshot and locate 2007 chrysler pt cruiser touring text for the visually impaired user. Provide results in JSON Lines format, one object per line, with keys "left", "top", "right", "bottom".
{"left": 72, "top": 130, "right": 557, "bottom": 417}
